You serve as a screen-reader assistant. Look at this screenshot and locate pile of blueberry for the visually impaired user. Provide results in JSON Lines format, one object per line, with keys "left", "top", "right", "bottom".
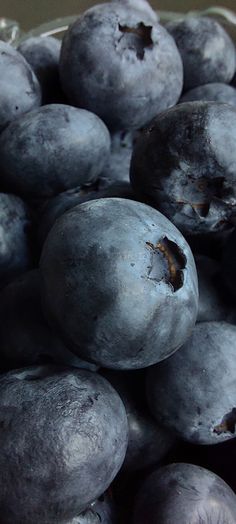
{"left": 1, "top": 0, "right": 236, "bottom": 521}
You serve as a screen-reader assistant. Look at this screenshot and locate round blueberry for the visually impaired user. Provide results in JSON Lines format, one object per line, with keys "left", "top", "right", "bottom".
{"left": 0, "top": 104, "right": 111, "bottom": 197}
{"left": 146, "top": 321, "right": 236, "bottom": 444}
{"left": 130, "top": 101, "right": 236, "bottom": 236}
{"left": 59, "top": 3, "right": 183, "bottom": 130}
{"left": 40, "top": 197, "right": 198, "bottom": 369}
{"left": 0, "top": 366, "right": 128, "bottom": 523}
{"left": 133, "top": 463, "right": 236, "bottom": 523}
{"left": 166, "top": 16, "right": 236, "bottom": 90}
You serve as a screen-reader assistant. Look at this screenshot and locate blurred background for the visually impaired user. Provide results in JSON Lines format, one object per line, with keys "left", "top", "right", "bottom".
{"left": 0, "top": 0, "right": 235, "bottom": 31}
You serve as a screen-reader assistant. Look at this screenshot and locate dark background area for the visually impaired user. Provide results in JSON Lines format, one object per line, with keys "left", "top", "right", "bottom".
{"left": 0, "top": 0, "right": 235, "bottom": 31}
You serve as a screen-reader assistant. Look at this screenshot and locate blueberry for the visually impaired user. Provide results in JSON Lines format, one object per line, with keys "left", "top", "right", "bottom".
{"left": 146, "top": 321, "right": 236, "bottom": 444}
{"left": 133, "top": 463, "right": 236, "bottom": 523}
{"left": 130, "top": 101, "right": 236, "bottom": 236}
{"left": 180, "top": 82, "right": 236, "bottom": 107}
{"left": 0, "top": 192, "right": 33, "bottom": 287}
{"left": 0, "top": 41, "right": 41, "bottom": 131}
{"left": 0, "top": 104, "right": 111, "bottom": 197}
{"left": 40, "top": 197, "right": 198, "bottom": 369}
{"left": 17, "top": 36, "right": 63, "bottom": 104}
{"left": 166, "top": 16, "right": 236, "bottom": 90}
{"left": 0, "top": 366, "right": 128, "bottom": 523}
{"left": 101, "top": 370, "right": 175, "bottom": 472}
{"left": 0, "top": 270, "right": 98, "bottom": 371}
{"left": 59, "top": 3, "right": 183, "bottom": 130}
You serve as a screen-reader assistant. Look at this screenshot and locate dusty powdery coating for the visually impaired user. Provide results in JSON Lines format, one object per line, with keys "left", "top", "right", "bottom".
{"left": 40, "top": 198, "right": 198, "bottom": 369}
{"left": 180, "top": 82, "right": 236, "bottom": 107}
{"left": 130, "top": 101, "right": 236, "bottom": 236}
{"left": 59, "top": 2, "right": 183, "bottom": 131}
{"left": 0, "top": 366, "right": 128, "bottom": 524}
{"left": 147, "top": 321, "right": 236, "bottom": 445}
{"left": 0, "top": 192, "right": 32, "bottom": 287}
{"left": 0, "top": 104, "right": 111, "bottom": 197}
{"left": 166, "top": 16, "right": 236, "bottom": 90}
{"left": 133, "top": 463, "right": 236, "bottom": 523}
{"left": 18, "top": 36, "right": 62, "bottom": 104}
{"left": 0, "top": 41, "right": 41, "bottom": 131}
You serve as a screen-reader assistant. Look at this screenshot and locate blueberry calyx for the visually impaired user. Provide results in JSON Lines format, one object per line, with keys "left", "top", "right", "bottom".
{"left": 145, "top": 236, "right": 186, "bottom": 291}
{"left": 118, "top": 21, "right": 153, "bottom": 60}
{"left": 214, "top": 407, "right": 236, "bottom": 435}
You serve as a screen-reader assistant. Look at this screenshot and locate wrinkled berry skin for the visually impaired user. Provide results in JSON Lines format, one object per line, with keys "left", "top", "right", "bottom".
{"left": 59, "top": 3, "right": 183, "bottom": 131}
{"left": 180, "top": 82, "right": 236, "bottom": 106}
{"left": 0, "top": 41, "right": 41, "bottom": 131}
{"left": 130, "top": 101, "right": 236, "bottom": 236}
{"left": 18, "top": 36, "right": 63, "bottom": 104}
{"left": 101, "top": 370, "right": 175, "bottom": 472}
{"left": 0, "top": 270, "right": 97, "bottom": 372}
{"left": 0, "top": 104, "right": 110, "bottom": 198}
{"left": 40, "top": 198, "right": 198, "bottom": 369}
{"left": 0, "top": 366, "right": 128, "bottom": 524}
{"left": 166, "top": 16, "right": 236, "bottom": 90}
{"left": 38, "top": 180, "right": 135, "bottom": 248}
{"left": 147, "top": 321, "right": 236, "bottom": 445}
{"left": 0, "top": 193, "right": 32, "bottom": 287}
{"left": 133, "top": 463, "right": 236, "bottom": 523}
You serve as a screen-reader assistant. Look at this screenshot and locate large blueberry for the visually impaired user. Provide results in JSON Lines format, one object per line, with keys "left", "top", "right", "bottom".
{"left": 0, "top": 41, "right": 41, "bottom": 131}
{"left": 166, "top": 16, "right": 236, "bottom": 90}
{"left": 40, "top": 197, "right": 198, "bottom": 369}
{"left": 0, "top": 366, "right": 128, "bottom": 523}
{"left": 130, "top": 101, "right": 236, "bottom": 235}
{"left": 59, "top": 3, "right": 183, "bottom": 130}
{"left": 0, "top": 104, "right": 111, "bottom": 197}
{"left": 0, "top": 192, "right": 33, "bottom": 287}
{"left": 133, "top": 463, "right": 236, "bottom": 523}
{"left": 180, "top": 82, "right": 236, "bottom": 106}
{"left": 0, "top": 270, "right": 97, "bottom": 371}
{"left": 146, "top": 321, "right": 236, "bottom": 444}
{"left": 18, "top": 36, "right": 63, "bottom": 104}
